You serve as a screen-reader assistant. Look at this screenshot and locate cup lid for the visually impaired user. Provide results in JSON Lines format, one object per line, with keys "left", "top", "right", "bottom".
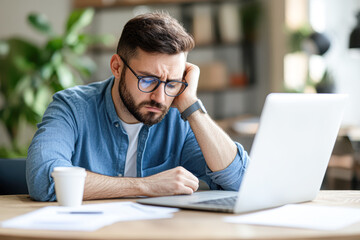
{"left": 51, "top": 167, "right": 87, "bottom": 177}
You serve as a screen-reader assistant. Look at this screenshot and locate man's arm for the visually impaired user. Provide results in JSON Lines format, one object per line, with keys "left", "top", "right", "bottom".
{"left": 83, "top": 167, "right": 199, "bottom": 200}
{"left": 187, "top": 111, "right": 237, "bottom": 171}
{"left": 174, "top": 63, "right": 238, "bottom": 173}
{"left": 27, "top": 82, "right": 199, "bottom": 201}
{"left": 26, "top": 94, "right": 78, "bottom": 201}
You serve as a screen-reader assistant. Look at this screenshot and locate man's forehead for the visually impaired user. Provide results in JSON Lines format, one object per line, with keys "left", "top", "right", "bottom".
{"left": 131, "top": 52, "right": 186, "bottom": 75}
{"left": 132, "top": 50, "right": 186, "bottom": 62}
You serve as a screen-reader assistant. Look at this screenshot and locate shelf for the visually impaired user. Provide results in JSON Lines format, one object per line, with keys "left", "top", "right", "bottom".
{"left": 198, "top": 85, "right": 254, "bottom": 93}
{"left": 88, "top": 41, "right": 244, "bottom": 54}
{"left": 79, "top": 0, "right": 259, "bottom": 120}
{"left": 73, "top": 0, "right": 240, "bottom": 9}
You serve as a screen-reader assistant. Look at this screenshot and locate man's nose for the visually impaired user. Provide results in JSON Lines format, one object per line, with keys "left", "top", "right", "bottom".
{"left": 150, "top": 83, "right": 166, "bottom": 103}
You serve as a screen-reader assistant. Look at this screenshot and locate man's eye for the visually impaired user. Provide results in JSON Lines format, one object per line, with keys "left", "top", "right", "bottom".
{"left": 167, "top": 83, "right": 176, "bottom": 89}
{"left": 140, "top": 78, "right": 158, "bottom": 88}
{"left": 141, "top": 77, "right": 158, "bottom": 83}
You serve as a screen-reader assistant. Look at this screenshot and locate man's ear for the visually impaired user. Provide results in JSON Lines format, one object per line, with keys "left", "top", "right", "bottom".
{"left": 110, "top": 54, "right": 123, "bottom": 78}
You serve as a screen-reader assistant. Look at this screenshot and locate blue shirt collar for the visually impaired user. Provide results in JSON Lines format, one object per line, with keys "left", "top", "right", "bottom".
{"left": 105, "top": 76, "right": 122, "bottom": 126}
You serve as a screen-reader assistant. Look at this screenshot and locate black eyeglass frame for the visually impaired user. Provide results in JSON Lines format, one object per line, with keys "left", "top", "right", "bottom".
{"left": 119, "top": 56, "right": 188, "bottom": 97}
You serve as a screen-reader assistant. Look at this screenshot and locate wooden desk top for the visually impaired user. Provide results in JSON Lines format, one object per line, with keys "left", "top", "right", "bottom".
{"left": 1, "top": 191, "right": 360, "bottom": 240}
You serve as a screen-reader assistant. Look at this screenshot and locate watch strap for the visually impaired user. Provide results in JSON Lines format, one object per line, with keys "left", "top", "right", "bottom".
{"left": 181, "top": 100, "right": 205, "bottom": 121}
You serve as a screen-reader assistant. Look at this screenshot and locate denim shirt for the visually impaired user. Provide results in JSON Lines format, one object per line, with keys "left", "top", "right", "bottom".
{"left": 26, "top": 76, "right": 249, "bottom": 201}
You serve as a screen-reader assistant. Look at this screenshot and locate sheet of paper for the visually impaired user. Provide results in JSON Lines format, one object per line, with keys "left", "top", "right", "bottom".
{"left": 224, "top": 204, "right": 360, "bottom": 230}
{"left": 1, "top": 202, "right": 178, "bottom": 231}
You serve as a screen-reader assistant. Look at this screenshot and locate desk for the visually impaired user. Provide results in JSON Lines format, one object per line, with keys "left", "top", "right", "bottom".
{"left": 0, "top": 191, "right": 360, "bottom": 240}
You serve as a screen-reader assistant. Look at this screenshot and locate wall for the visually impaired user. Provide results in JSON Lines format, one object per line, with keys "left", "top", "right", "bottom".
{"left": 0, "top": 0, "right": 72, "bottom": 146}
{"left": 0, "top": 0, "right": 72, "bottom": 41}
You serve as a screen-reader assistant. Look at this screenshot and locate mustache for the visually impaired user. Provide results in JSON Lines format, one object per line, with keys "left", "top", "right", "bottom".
{"left": 139, "top": 100, "right": 167, "bottom": 111}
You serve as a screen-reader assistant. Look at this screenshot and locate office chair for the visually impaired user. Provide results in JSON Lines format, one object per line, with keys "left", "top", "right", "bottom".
{"left": 0, "top": 158, "right": 28, "bottom": 195}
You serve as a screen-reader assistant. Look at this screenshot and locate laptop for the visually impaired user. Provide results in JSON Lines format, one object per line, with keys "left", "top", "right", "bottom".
{"left": 137, "top": 93, "right": 348, "bottom": 213}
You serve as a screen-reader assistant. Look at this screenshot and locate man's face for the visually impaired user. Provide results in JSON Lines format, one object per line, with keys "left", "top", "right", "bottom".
{"left": 118, "top": 50, "right": 186, "bottom": 125}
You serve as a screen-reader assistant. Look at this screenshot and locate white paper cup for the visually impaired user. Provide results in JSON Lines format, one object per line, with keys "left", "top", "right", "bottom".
{"left": 51, "top": 167, "right": 87, "bottom": 207}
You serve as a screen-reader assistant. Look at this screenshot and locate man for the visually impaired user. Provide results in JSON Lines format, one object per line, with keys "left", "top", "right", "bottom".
{"left": 26, "top": 12, "right": 249, "bottom": 201}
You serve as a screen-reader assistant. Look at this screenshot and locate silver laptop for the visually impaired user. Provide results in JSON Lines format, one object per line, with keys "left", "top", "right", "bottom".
{"left": 137, "top": 93, "right": 348, "bottom": 213}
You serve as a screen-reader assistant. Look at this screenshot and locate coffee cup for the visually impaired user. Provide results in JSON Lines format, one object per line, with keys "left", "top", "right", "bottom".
{"left": 51, "top": 167, "right": 87, "bottom": 207}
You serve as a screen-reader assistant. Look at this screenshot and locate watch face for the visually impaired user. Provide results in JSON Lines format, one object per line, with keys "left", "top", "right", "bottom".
{"left": 199, "top": 100, "right": 207, "bottom": 114}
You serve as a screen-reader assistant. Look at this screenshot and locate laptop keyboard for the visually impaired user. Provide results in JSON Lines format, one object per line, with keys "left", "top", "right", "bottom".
{"left": 193, "top": 196, "right": 237, "bottom": 207}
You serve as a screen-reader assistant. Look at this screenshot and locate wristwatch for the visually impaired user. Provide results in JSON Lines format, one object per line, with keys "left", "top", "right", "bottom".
{"left": 181, "top": 99, "right": 207, "bottom": 121}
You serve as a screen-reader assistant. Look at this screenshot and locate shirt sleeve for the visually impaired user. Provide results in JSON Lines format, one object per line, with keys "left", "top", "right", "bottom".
{"left": 205, "top": 142, "right": 249, "bottom": 191}
{"left": 26, "top": 92, "right": 79, "bottom": 201}
{"left": 180, "top": 126, "right": 249, "bottom": 191}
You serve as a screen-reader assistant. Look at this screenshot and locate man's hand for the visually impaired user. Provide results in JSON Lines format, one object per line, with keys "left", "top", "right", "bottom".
{"left": 83, "top": 167, "right": 199, "bottom": 200}
{"left": 172, "top": 62, "right": 200, "bottom": 113}
{"left": 140, "top": 166, "right": 199, "bottom": 197}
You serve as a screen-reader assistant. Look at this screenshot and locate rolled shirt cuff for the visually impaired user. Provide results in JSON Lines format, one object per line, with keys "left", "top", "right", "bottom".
{"left": 205, "top": 142, "right": 249, "bottom": 191}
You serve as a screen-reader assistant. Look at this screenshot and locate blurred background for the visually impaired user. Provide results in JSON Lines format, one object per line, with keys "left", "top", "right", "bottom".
{"left": 0, "top": 0, "right": 360, "bottom": 191}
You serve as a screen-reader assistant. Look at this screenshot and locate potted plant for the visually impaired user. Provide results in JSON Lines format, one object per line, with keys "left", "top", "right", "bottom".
{"left": 0, "top": 8, "right": 114, "bottom": 158}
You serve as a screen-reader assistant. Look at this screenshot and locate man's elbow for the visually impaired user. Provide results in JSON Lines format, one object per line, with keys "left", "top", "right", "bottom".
{"left": 28, "top": 186, "right": 56, "bottom": 202}
{"left": 26, "top": 175, "right": 56, "bottom": 202}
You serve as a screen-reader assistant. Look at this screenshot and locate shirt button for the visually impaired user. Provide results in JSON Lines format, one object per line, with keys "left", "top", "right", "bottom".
{"left": 114, "top": 123, "right": 119, "bottom": 128}
{"left": 118, "top": 173, "right": 122, "bottom": 177}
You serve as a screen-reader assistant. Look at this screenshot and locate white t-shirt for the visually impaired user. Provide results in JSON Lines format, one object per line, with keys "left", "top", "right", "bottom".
{"left": 120, "top": 120, "right": 143, "bottom": 177}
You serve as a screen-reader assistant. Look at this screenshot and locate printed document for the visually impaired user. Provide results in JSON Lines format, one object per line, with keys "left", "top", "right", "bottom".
{"left": 1, "top": 202, "right": 178, "bottom": 231}
{"left": 224, "top": 204, "right": 360, "bottom": 230}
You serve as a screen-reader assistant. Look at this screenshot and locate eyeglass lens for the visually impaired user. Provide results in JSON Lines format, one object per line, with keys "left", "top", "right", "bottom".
{"left": 138, "top": 77, "right": 185, "bottom": 97}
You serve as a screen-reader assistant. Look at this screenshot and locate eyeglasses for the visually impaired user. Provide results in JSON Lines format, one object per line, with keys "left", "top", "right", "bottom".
{"left": 120, "top": 56, "right": 188, "bottom": 97}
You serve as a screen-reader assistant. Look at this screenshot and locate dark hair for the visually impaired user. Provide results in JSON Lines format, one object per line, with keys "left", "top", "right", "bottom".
{"left": 117, "top": 12, "right": 195, "bottom": 61}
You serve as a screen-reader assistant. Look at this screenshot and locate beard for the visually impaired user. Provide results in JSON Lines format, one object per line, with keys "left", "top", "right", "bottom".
{"left": 118, "top": 68, "right": 169, "bottom": 126}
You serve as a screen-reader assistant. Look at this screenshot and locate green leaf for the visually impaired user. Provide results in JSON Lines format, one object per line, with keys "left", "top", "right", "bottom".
{"left": 46, "top": 38, "right": 64, "bottom": 52}
{"left": 40, "top": 64, "right": 53, "bottom": 80}
{"left": 55, "top": 64, "right": 74, "bottom": 88}
{"left": 33, "top": 86, "right": 51, "bottom": 115}
{"left": 28, "top": 13, "right": 54, "bottom": 36}
{"left": 66, "top": 33, "right": 80, "bottom": 47}
{"left": 15, "top": 75, "right": 31, "bottom": 94}
{"left": 0, "top": 40, "right": 9, "bottom": 56}
{"left": 24, "top": 88, "right": 35, "bottom": 107}
{"left": 0, "top": 146, "right": 28, "bottom": 158}
{"left": 14, "top": 55, "right": 35, "bottom": 72}
{"left": 6, "top": 38, "right": 40, "bottom": 62}
{"left": 65, "top": 8, "right": 94, "bottom": 36}
{"left": 51, "top": 51, "right": 62, "bottom": 67}
{"left": 4, "top": 38, "right": 41, "bottom": 79}
{"left": 71, "top": 42, "right": 87, "bottom": 54}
